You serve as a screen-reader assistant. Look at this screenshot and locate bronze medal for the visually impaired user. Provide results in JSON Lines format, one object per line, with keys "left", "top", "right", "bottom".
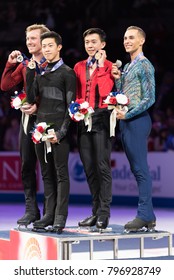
{"left": 16, "top": 54, "right": 23, "bottom": 63}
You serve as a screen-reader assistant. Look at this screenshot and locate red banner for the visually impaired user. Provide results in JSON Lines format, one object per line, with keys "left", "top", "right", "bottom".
{"left": 0, "top": 152, "right": 23, "bottom": 191}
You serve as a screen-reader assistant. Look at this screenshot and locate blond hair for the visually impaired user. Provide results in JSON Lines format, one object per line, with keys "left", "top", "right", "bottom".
{"left": 126, "top": 26, "right": 146, "bottom": 40}
{"left": 25, "top": 24, "right": 50, "bottom": 35}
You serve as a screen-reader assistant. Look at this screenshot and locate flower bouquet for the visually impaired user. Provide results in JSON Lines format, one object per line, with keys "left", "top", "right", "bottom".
{"left": 31, "top": 122, "right": 53, "bottom": 144}
{"left": 104, "top": 91, "right": 129, "bottom": 110}
{"left": 68, "top": 98, "right": 94, "bottom": 131}
{"left": 104, "top": 91, "right": 129, "bottom": 136}
{"left": 11, "top": 91, "right": 28, "bottom": 110}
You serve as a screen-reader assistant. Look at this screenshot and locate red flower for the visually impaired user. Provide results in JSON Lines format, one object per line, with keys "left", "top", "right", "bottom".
{"left": 80, "top": 108, "right": 88, "bottom": 115}
{"left": 18, "top": 93, "right": 27, "bottom": 100}
{"left": 32, "top": 135, "right": 40, "bottom": 144}
{"left": 37, "top": 126, "right": 45, "bottom": 133}
{"left": 109, "top": 97, "right": 117, "bottom": 105}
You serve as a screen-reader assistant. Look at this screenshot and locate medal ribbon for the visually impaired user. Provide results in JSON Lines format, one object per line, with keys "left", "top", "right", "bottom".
{"left": 122, "top": 52, "right": 144, "bottom": 74}
{"left": 44, "top": 141, "right": 52, "bottom": 163}
{"left": 41, "top": 58, "right": 64, "bottom": 75}
{"left": 21, "top": 112, "right": 29, "bottom": 135}
{"left": 107, "top": 106, "right": 117, "bottom": 137}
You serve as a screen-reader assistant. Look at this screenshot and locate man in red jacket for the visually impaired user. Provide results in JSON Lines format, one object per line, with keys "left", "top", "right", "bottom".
{"left": 0, "top": 23, "right": 49, "bottom": 227}
{"left": 74, "top": 28, "right": 114, "bottom": 230}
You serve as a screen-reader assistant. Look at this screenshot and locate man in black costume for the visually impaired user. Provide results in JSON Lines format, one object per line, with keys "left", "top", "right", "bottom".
{"left": 26, "top": 31, "right": 76, "bottom": 232}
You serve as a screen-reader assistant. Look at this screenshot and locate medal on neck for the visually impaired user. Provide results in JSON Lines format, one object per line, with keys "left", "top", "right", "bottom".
{"left": 28, "top": 60, "right": 36, "bottom": 69}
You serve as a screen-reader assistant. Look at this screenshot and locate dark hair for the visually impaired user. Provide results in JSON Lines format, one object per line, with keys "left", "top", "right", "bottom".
{"left": 83, "top": 28, "right": 106, "bottom": 42}
{"left": 41, "top": 31, "right": 62, "bottom": 45}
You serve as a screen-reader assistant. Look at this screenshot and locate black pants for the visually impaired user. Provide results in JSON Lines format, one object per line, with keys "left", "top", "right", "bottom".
{"left": 19, "top": 114, "right": 39, "bottom": 214}
{"left": 35, "top": 137, "right": 70, "bottom": 220}
{"left": 78, "top": 128, "right": 112, "bottom": 217}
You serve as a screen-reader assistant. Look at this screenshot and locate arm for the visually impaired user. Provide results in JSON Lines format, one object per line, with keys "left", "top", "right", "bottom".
{"left": 1, "top": 50, "right": 26, "bottom": 91}
{"left": 55, "top": 69, "right": 76, "bottom": 142}
{"left": 97, "top": 62, "right": 115, "bottom": 96}
{"left": 115, "top": 60, "right": 156, "bottom": 120}
{"left": 26, "top": 67, "right": 38, "bottom": 105}
{"left": 125, "top": 61, "right": 155, "bottom": 119}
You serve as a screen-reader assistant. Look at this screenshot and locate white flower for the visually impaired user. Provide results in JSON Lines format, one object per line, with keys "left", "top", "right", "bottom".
{"left": 103, "top": 96, "right": 112, "bottom": 104}
{"left": 74, "top": 112, "right": 85, "bottom": 121}
{"left": 116, "top": 94, "right": 129, "bottom": 105}
{"left": 37, "top": 122, "right": 48, "bottom": 129}
{"left": 80, "top": 101, "right": 89, "bottom": 109}
{"left": 12, "top": 97, "right": 22, "bottom": 109}
{"left": 33, "top": 130, "right": 42, "bottom": 141}
{"left": 42, "top": 135, "right": 48, "bottom": 141}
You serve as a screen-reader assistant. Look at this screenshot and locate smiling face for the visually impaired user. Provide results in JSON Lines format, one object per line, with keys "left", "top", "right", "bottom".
{"left": 41, "top": 37, "right": 62, "bottom": 63}
{"left": 26, "top": 29, "right": 42, "bottom": 55}
{"left": 123, "top": 28, "right": 145, "bottom": 58}
{"left": 84, "top": 33, "right": 106, "bottom": 58}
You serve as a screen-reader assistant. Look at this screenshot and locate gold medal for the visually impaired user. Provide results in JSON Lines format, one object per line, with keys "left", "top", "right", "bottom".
{"left": 94, "top": 51, "right": 102, "bottom": 60}
{"left": 28, "top": 60, "right": 36, "bottom": 69}
{"left": 16, "top": 54, "right": 23, "bottom": 63}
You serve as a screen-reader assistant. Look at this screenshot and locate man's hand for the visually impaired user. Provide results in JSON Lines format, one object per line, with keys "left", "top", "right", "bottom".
{"left": 96, "top": 50, "right": 106, "bottom": 67}
{"left": 112, "top": 63, "right": 121, "bottom": 80}
{"left": 21, "top": 103, "right": 37, "bottom": 115}
{"left": 115, "top": 107, "right": 126, "bottom": 119}
{"left": 47, "top": 132, "right": 58, "bottom": 144}
{"left": 8, "top": 50, "right": 21, "bottom": 64}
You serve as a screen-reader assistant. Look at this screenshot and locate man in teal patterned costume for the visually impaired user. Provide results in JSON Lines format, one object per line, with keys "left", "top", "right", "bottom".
{"left": 112, "top": 26, "right": 156, "bottom": 232}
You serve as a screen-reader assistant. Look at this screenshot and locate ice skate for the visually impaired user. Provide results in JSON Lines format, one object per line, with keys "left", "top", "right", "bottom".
{"left": 32, "top": 214, "right": 54, "bottom": 232}
{"left": 17, "top": 212, "right": 40, "bottom": 230}
{"left": 124, "top": 218, "right": 156, "bottom": 233}
{"left": 52, "top": 215, "right": 66, "bottom": 234}
{"left": 96, "top": 216, "right": 112, "bottom": 233}
{"left": 78, "top": 215, "right": 97, "bottom": 231}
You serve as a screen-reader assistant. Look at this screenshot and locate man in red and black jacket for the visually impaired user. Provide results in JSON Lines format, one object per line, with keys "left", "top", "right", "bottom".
{"left": 0, "top": 24, "right": 49, "bottom": 227}
{"left": 74, "top": 28, "right": 115, "bottom": 230}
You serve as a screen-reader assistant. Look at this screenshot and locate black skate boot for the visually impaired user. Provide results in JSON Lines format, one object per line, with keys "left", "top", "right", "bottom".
{"left": 32, "top": 214, "right": 54, "bottom": 232}
{"left": 124, "top": 218, "right": 156, "bottom": 233}
{"left": 96, "top": 216, "right": 109, "bottom": 231}
{"left": 52, "top": 215, "right": 66, "bottom": 234}
{"left": 17, "top": 211, "right": 40, "bottom": 229}
{"left": 78, "top": 215, "right": 97, "bottom": 228}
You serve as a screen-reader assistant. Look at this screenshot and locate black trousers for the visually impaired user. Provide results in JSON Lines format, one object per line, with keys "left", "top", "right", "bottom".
{"left": 19, "top": 114, "right": 39, "bottom": 214}
{"left": 35, "top": 137, "right": 70, "bottom": 220}
{"left": 78, "top": 128, "right": 112, "bottom": 217}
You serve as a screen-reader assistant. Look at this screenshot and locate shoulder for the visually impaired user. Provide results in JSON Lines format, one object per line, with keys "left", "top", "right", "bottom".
{"left": 139, "top": 58, "right": 155, "bottom": 72}
{"left": 74, "top": 60, "right": 86, "bottom": 70}
{"left": 61, "top": 64, "right": 76, "bottom": 77}
{"left": 105, "top": 59, "right": 113, "bottom": 66}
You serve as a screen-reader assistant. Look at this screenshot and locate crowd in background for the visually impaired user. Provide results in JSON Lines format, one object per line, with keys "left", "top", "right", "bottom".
{"left": 1, "top": 0, "right": 174, "bottom": 152}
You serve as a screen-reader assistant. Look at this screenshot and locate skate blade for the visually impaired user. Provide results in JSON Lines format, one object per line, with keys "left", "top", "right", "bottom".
{"left": 78, "top": 226, "right": 112, "bottom": 233}
{"left": 97, "top": 227, "right": 112, "bottom": 234}
{"left": 51, "top": 228, "right": 64, "bottom": 234}
{"left": 77, "top": 226, "right": 93, "bottom": 232}
{"left": 17, "top": 224, "right": 31, "bottom": 231}
{"left": 32, "top": 225, "right": 53, "bottom": 233}
{"left": 123, "top": 227, "right": 156, "bottom": 234}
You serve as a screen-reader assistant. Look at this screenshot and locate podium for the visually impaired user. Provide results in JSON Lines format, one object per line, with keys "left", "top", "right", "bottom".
{"left": 0, "top": 225, "right": 173, "bottom": 260}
